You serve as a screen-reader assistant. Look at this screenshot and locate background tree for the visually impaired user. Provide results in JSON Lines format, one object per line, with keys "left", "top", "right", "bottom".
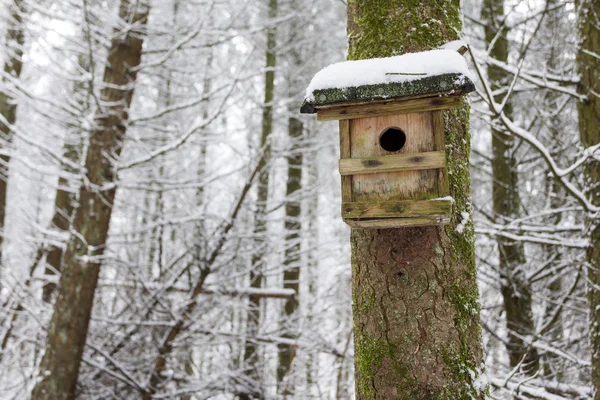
{"left": 0, "top": 0, "right": 596, "bottom": 398}
{"left": 31, "top": 1, "right": 150, "bottom": 397}
{"left": 242, "top": 0, "right": 278, "bottom": 396}
{"left": 576, "top": 0, "right": 600, "bottom": 396}
{"left": 482, "top": 0, "right": 539, "bottom": 373}
{"left": 0, "top": 0, "right": 26, "bottom": 277}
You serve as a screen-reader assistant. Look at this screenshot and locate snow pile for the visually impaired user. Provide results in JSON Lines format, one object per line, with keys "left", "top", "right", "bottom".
{"left": 456, "top": 211, "right": 470, "bottom": 233}
{"left": 441, "top": 40, "right": 468, "bottom": 53}
{"left": 305, "top": 49, "right": 474, "bottom": 101}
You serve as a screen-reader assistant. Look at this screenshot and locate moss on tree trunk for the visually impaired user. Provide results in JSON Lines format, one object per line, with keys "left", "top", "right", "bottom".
{"left": 347, "top": 1, "right": 484, "bottom": 398}
{"left": 576, "top": 0, "right": 600, "bottom": 397}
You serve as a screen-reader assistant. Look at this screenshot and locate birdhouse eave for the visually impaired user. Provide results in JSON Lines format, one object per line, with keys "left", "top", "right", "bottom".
{"left": 300, "top": 72, "right": 474, "bottom": 114}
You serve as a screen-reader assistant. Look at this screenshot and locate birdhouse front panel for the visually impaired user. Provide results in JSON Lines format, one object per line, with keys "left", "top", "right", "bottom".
{"left": 349, "top": 112, "right": 439, "bottom": 203}
{"left": 338, "top": 110, "right": 450, "bottom": 228}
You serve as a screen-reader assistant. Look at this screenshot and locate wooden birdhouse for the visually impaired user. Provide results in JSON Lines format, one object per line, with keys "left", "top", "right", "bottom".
{"left": 301, "top": 49, "right": 475, "bottom": 228}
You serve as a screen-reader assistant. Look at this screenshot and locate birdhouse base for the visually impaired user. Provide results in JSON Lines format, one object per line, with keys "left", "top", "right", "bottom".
{"left": 344, "top": 216, "right": 450, "bottom": 229}
{"left": 340, "top": 198, "right": 452, "bottom": 228}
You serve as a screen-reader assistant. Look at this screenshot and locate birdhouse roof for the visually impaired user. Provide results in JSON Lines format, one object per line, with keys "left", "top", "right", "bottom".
{"left": 301, "top": 49, "right": 475, "bottom": 114}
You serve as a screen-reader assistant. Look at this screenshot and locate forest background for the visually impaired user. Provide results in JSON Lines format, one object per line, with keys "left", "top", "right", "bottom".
{"left": 0, "top": 0, "right": 597, "bottom": 399}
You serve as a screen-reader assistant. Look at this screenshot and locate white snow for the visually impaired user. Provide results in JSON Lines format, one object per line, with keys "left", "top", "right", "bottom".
{"left": 441, "top": 40, "right": 468, "bottom": 52}
{"left": 456, "top": 211, "right": 470, "bottom": 233}
{"left": 305, "top": 49, "right": 474, "bottom": 101}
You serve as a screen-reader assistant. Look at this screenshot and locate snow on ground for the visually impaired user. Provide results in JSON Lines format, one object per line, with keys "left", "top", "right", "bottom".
{"left": 305, "top": 49, "right": 474, "bottom": 101}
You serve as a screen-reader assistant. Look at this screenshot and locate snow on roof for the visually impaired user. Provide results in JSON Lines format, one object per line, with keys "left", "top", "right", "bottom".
{"left": 301, "top": 49, "right": 475, "bottom": 114}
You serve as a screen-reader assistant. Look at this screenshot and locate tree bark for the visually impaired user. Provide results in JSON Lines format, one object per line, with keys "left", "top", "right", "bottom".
{"left": 347, "top": 1, "right": 484, "bottom": 398}
{"left": 482, "top": 0, "right": 539, "bottom": 373}
{"left": 242, "top": 0, "right": 278, "bottom": 396}
{"left": 0, "top": 0, "right": 25, "bottom": 277}
{"left": 42, "top": 135, "right": 81, "bottom": 303}
{"left": 576, "top": 0, "right": 600, "bottom": 397}
{"left": 31, "top": 2, "right": 149, "bottom": 399}
{"left": 277, "top": 116, "right": 303, "bottom": 393}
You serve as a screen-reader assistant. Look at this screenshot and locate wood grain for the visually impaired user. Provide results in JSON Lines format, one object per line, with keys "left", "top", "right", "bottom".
{"left": 432, "top": 110, "right": 449, "bottom": 197}
{"left": 339, "top": 151, "right": 445, "bottom": 176}
{"left": 341, "top": 199, "right": 452, "bottom": 219}
{"left": 344, "top": 216, "right": 450, "bottom": 229}
{"left": 339, "top": 119, "right": 352, "bottom": 202}
{"left": 317, "top": 95, "right": 461, "bottom": 121}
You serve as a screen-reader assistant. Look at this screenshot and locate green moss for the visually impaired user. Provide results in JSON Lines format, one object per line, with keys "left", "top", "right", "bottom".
{"left": 442, "top": 102, "right": 484, "bottom": 397}
{"left": 347, "top": 0, "right": 463, "bottom": 61}
{"left": 444, "top": 104, "right": 477, "bottom": 278}
{"left": 301, "top": 74, "right": 475, "bottom": 113}
{"left": 355, "top": 329, "right": 481, "bottom": 399}
{"left": 440, "top": 343, "right": 479, "bottom": 398}
{"left": 354, "top": 330, "right": 414, "bottom": 399}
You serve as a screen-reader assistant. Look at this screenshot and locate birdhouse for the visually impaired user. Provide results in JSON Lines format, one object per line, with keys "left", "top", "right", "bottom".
{"left": 301, "top": 49, "right": 475, "bottom": 228}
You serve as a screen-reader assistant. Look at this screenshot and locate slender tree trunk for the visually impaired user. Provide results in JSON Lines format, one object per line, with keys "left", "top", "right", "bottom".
{"left": 347, "top": 1, "right": 484, "bottom": 398}
{"left": 42, "top": 135, "right": 81, "bottom": 302}
{"left": 277, "top": 116, "right": 303, "bottom": 393}
{"left": 304, "top": 136, "right": 318, "bottom": 393}
{"left": 482, "top": 0, "right": 539, "bottom": 373}
{"left": 42, "top": 52, "right": 91, "bottom": 302}
{"left": 540, "top": 1, "right": 567, "bottom": 377}
{"left": 576, "top": 0, "right": 600, "bottom": 397}
{"left": 242, "top": 0, "right": 277, "bottom": 395}
{"left": 31, "top": 2, "right": 149, "bottom": 398}
{"left": 541, "top": 195, "right": 564, "bottom": 378}
{"left": 0, "top": 0, "right": 25, "bottom": 276}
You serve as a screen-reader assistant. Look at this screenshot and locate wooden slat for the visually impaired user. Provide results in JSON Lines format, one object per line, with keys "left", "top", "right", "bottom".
{"left": 339, "top": 120, "right": 352, "bottom": 202}
{"left": 317, "top": 95, "right": 462, "bottom": 121}
{"left": 344, "top": 216, "right": 450, "bottom": 229}
{"left": 432, "top": 110, "right": 449, "bottom": 197}
{"left": 350, "top": 112, "right": 437, "bottom": 203}
{"left": 339, "top": 151, "right": 445, "bottom": 176}
{"left": 341, "top": 199, "right": 452, "bottom": 219}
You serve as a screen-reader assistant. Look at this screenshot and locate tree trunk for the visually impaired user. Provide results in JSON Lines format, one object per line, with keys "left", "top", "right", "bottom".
{"left": 0, "top": 0, "right": 25, "bottom": 277}
{"left": 482, "top": 0, "right": 539, "bottom": 373}
{"left": 31, "top": 2, "right": 149, "bottom": 399}
{"left": 540, "top": 0, "right": 568, "bottom": 377}
{"left": 347, "top": 1, "right": 484, "bottom": 398}
{"left": 42, "top": 135, "right": 81, "bottom": 303}
{"left": 277, "top": 116, "right": 303, "bottom": 394}
{"left": 576, "top": 0, "right": 600, "bottom": 397}
{"left": 242, "top": 0, "right": 277, "bottom": 396}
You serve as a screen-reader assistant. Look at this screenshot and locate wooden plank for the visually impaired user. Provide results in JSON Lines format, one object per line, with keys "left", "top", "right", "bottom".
{"left": 339, "top": 120, "right": 352, "bottom": 202}
{"left": 350, "top": 112, "right": 438, "bottom": 202}
{"left": 317, "top": 95, "right": 462, "bottom": 121}
{"left": 344, "top": 216, "right": 450, "bottom": 229}
{"left": 341, "top": 199, "right": 452, "bottom": 219}
{"left": 432, "top": 110, "right": 449, "bottom": 197}
{"left": 339, "top": 151, "right": 445, "bottom": 176}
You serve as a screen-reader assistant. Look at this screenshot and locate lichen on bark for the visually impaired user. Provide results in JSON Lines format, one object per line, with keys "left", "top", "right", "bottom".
{"left": 347, "top": 1, "right": 484, "bottom": 399}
